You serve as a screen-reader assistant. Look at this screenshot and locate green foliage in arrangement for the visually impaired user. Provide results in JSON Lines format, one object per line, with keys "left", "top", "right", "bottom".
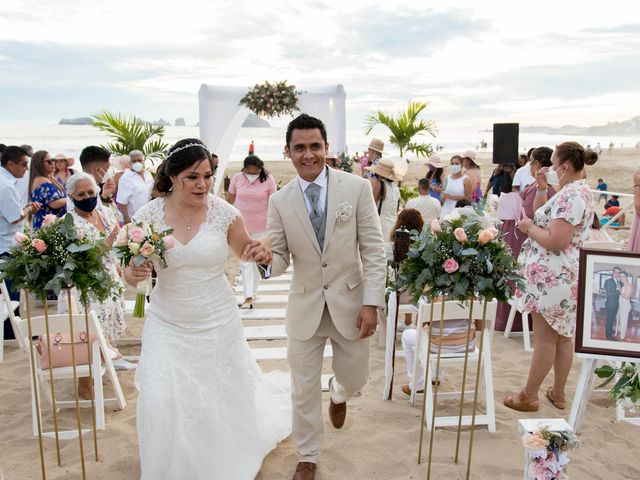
{"left": 595, "top": 362, "right": 640, "bottom": 406}
{"left": 337, "top": 151, "right": 354, "bottom": 173}
{"left": 0, "top": 214, "right": 122, "bottom": 303}
{"left": 92, "top": 110, "right": 169, "bottom": 162}
{"left": 396, "top": 210, "right": 524, "bottom": 302}
{"left": 364, "top": 101, "right": 437, "bottom": 158}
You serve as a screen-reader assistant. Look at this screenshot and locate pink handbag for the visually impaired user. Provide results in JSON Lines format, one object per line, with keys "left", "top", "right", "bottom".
{"left": 497, "top": 192, "right": 524, "bottom": 221}
{"left": 35, "top": 332, "right": 97, "bottom": 370}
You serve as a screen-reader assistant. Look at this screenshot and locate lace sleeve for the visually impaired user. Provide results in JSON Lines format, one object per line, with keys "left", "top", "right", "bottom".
{"left": 131, "top": 198, "right": 164, "bottom": 225}
{"left": 207, "top": 195, "right": 241, "bottom": 234}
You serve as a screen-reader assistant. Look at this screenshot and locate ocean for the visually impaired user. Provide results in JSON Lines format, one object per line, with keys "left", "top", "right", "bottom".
{"left": 1, "top": 123, "right": 638, "bottom": 164}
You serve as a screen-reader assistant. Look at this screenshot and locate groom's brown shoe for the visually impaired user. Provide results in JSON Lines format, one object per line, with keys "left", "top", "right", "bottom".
{"left": 292, "top": 462, "right": 316, "bottom": 480}
{"left": 328, "top": 376, "right": 347, "bottom": 428}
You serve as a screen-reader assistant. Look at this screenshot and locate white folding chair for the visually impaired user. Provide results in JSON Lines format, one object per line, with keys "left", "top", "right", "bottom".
{"left": 1, "top": 280, "right": 22, "bottom": 362}
{"left": 411, "top": 298, "right": 498, "bottom": 432}
{"left": 583, "top": 240, "right": 625, "bottom": 251}
{"left": 503, "top": 299, "right": 533, "bottom": 352}
{"left": 13, "top": 310, "right": 126, "bottom": 437}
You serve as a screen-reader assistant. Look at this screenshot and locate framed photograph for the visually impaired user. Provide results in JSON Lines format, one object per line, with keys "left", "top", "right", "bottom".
{"left": 576, "top": 248, "right": 640, "bottom": 358}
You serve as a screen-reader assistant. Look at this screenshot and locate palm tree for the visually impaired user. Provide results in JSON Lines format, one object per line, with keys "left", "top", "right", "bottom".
{"left": 363, "top": 101, "right": 437, "bottom": 158}
{"left": 91, "top": 110, "right": 169, "bottom": 162}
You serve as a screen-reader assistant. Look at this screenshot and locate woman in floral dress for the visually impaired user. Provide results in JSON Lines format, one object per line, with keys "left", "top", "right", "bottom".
{"left": 504, "top": 142, "right": 598, "bottom": 412}
{"left": 29, "top": 150, "right": 67, "bottom": 229}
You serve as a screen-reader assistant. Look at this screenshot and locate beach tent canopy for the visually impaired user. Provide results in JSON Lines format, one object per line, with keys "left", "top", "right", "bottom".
{"left": 198, "top": 84, "right": 346, "bottom": 193}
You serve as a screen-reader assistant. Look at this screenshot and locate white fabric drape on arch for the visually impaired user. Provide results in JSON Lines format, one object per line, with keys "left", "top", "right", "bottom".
{"left": 198, "top": 84, "right": 347, "bottom": 193}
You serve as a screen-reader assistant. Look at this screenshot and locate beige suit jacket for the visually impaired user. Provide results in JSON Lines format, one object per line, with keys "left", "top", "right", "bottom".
{"left": 267, "top": 167, "right": 387, "bottom": 341}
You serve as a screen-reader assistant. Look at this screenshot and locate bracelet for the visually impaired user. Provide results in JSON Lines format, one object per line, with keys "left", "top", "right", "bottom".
{"left": 535, "top": 188, "right": 548, "bottom": 196}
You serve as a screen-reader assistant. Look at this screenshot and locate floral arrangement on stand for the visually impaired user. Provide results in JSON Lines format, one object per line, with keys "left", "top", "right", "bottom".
{"left": 239, "top": 81, "right": 302, "bottom": 118}
{"left": 595, "top": 362, "right": 640, "bottom": 415}
{"left": 522, "top": 425, "right": 580, "bottom": 480}
{"left": 396, "top": 209, "right": 524, "bottom": 302}
{"left": 337, "top": 151, "right": 353, "bottom": 173}
{"left": 0, "top": 214, "right": 121, "bottom": 302}
{"left": 113, "top": 221, "right": 174, "bottom": 318}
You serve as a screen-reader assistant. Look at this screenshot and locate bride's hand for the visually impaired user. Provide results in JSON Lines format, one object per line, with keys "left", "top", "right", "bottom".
{"left": 241, "top": 237, "right": 272, "bottom": 264}
{"left": 124, "top": 259, "right": 152, "bottom": 286}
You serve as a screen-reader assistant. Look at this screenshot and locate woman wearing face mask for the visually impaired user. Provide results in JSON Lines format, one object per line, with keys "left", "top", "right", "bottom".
{"left": 227, "top": 154, "right": 277, "bottom": 309}
{"left": 504, "top": 142, "right": 598, "bottom": 412}
{"left": 65, "top": 172, "right": 131, "bottom": 397}
{"left": 440, "top": 155, "right": 473, "bottom": 219}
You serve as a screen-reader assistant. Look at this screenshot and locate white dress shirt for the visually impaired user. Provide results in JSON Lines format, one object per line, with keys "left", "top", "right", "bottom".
{"left": 405, "top": 194, "right": 442, "bottom": 224}
{"left": 0, "top": 167, "right": 24, "bottom": 254}
{"left": 512, "top": 162, "right": 535, "bottom": 190}
{"left": 296, "top": 167, "right": 328, "bottom": 215}
{"left": 116, "top": 169, "right": 154, "bottom": 218}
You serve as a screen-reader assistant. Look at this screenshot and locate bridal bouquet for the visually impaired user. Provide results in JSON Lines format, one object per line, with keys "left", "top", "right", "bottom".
{"left": 522, "top": 425, "right": 580, "bottom": 480}
{"left": 0, "top": 213, "right": 121, "bottom": 303}
{"left": 113, "top": 221, "right": 175, "bottom": 318}
{"left": 396, "top": 209, "right": 524, "bottom": 302}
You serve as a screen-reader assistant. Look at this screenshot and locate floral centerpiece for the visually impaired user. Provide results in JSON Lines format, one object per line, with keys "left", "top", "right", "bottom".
{"left": 239, "top": 81, "right": 302, "bottom": 118}
{"left": 522, "top": 425, "right": 580, "bottom": 480}
{"left": 595, "top": 362, "right": 640, "bottom": 415}
{"left": 337, "top": 151, "right": 353, "bottom": 173}
{"left": 113, "top": 221, "right": 174, "bottom": 318}
{"left": 0, "top": 214, "right": 121, "bottom": 303}
{"left": 396, "top": 209, "right": 524, "bottom": 302}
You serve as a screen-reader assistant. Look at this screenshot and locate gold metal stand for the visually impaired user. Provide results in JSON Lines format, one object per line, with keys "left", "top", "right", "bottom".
{"left": 455, "top": 301, "right": 475, "bottom": 463}
{"left": 466, "top": 299, "right": 488, "bottom": 480}
{"left": 24, "top": 293, "right": 46, "bottom": 479}
{"left": 42, "top": 297, "right": 62, "bottom": 465}
{"left": 417, "top": 296, "right": 435, "bottom": 464}
{"left": 66, "top": 292, "right": 87, "bottom": 479}
{"left": 82, "top": 298, "right": 99, "bottom": 462}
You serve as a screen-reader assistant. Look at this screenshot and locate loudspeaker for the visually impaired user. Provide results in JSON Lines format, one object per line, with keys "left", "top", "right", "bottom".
{"left": 493, "top": 123, "right": 519, "bottom": 164}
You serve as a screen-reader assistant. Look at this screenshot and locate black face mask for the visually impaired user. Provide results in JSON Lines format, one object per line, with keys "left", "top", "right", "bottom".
{"left": 73, "top": 196, "right": 98, "bottom": 213}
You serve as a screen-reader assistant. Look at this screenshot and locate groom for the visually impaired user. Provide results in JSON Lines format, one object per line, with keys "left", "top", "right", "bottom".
{"left": 265, "top": 114, "right": 386, "bottom": 479}
{"left": 604, "top": 267, "right": 621, "bottom": 340}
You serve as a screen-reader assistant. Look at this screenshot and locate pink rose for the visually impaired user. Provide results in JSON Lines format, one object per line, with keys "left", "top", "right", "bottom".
{"left": 32, "top": 238, "right": 47, "bottom": 253}
{"left": 139, "top": 243, "right": 155, "bottom": 257}
{"left": 453, "top": 227, "right": 467, "bottom": 243}
{"left": 443, "top": 258, "right": 459, "bottom": 273}
{"left": 128, "top": 226, "right": 146, "bottom": 243}
{"left": 42, "top": 214, "right": 58, "bottom": 227}
{"left": 522, "top": 432, "right": 549, "bottom": 451}
{"left": 162, "top": 235, "right": 176, "bottom": 249}
{"left": 478, "top": 227, "right": 499, "bottom": 244}
{"left": 76, "top": 228, "right": 85, "bottom": 240}
{"left": 430, "top": 219, "right": 441, "bottom": 233}
{"left": 13, "top": 231, "right": 27, "bottom": 244}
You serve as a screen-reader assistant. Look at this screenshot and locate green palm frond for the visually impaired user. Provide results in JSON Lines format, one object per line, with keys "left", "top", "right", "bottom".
{"left": 92, "top": 110, "right": 169, "bottom": 163}
{"left": 363, "top": 101, "right": 437, "bottom": 157}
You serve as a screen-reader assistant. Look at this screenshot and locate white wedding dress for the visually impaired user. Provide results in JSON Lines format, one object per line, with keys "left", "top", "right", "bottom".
{"left": 133, "top": 195, "right": 290, "bottom": 480}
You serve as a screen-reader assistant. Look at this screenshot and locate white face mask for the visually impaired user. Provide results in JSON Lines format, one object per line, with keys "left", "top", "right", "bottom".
{"left": 450, "top": 164, "right": 462, "bottom": 174}
{"left": 546, "top": 166, "right": 561, "bottom": 185}
{"left": 244, "top": 173, "right": 259, "bottom": 183}
{"left": 131, "top": 162, "right": 144, "bottom": 173}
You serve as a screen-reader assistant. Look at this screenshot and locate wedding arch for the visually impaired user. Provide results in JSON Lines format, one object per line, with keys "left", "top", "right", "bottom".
{"left": 198, "top": 84, "right": 347, "bottom": 193}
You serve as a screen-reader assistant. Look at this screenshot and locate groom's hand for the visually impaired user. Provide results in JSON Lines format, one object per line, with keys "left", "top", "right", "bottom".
{"left": 357, "top": 305, "right": 378, "bottom": 339}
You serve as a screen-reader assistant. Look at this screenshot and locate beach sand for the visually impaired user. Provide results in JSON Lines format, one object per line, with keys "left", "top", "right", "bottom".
{"left": 1, "top": 147, "right": 639, "bottom": 479}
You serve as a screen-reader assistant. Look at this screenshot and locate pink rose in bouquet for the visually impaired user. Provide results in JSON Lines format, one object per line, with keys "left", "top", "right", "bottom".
{"left": 42, "top": 214, "right": 58, "bottom": 227}
{"left": 163, "top": 235, "right": 176, "bottom": 249}
{"left": 430, "top": 219, "right": 441, "bottom": 233}
{"left": 32, "top": 239, "right": 48, "bottom": 253}
{"left": 478, "top": 227, "right": 499, "bottom": 244}
{"left": 14, "top": 231, "right": 27, "bottom": 244}
{"left": 523, "top": 432, "right": 548, "bottom": 451}
{"left": 453, "top": 227, "right": 467, "bottom": 243}
{"left": 443, "top": 258, "right": 459, "bottom": 273}
{"left": 128, "top": 226, "right": 146, "bottom": 243}
{"left": 139, "top": 243, "right": 155, "bottom": 257}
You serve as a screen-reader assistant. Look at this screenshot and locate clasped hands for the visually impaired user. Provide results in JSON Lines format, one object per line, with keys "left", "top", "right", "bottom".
{"left": 241, "top": 236, "right": 272, "bottom": 264}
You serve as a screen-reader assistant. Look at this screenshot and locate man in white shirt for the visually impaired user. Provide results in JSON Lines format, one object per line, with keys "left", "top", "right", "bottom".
{"left": 116, "top": 150, "right": 154, "bottom": 223}
{"left": 405, "top": 178, "right": 441, "bottom": 223}
{"left": 511, "top": 160, "right": 536, "bottom": 192}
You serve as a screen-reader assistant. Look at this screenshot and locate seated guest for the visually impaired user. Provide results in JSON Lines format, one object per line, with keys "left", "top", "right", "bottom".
{"left": 53, "top": 154, "right": 76, "bottom": 187}
{"left": 29, "top": 150, "right": 67, "bottom": 229}
{"left": 603, "top": 205, "right": 625, "bottom": 226}
{"left": 405, "top": 178, "right": 441, "bottom": 224}
{"left": 116, "top": 150, "right": 153, "bottom": 223}
{"left": 605, "top": 195, "right": 620, "bottom": 209}
{"left": 65, "top": 173, "right": 133, "bottom": 387}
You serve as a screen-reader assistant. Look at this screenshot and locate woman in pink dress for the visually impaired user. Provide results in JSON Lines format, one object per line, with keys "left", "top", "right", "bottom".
{"left": 504, "top": 142, "right": 598, "bottom": 412}
{"left": 227, "top": 155, "right": 277, "bottom": 309}
{"left": 627, "top": 168, "right": 640, "bottom": 252}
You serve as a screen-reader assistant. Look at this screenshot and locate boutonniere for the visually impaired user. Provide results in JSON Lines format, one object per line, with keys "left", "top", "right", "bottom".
{"left": 336, "top": 202, "right": 353, "bottom": 222}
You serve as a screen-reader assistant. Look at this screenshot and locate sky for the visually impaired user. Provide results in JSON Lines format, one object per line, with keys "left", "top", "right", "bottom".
{"left": 1, "top": 0, "right": 640, "bottom": 132}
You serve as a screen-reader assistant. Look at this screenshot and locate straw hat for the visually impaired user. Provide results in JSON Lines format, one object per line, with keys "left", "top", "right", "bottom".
{"left": 326, "top": 150, "right": 338, "bottom": 159}
{"left": 54, "top": 154, "right": 74, "bottom": 167}
{"left": 367, "top": 138, "right": 384, "bottom": 154}
{"left": 365, "top": 156, "right": 408, "bottom": 182}
{"left": 426, "top": 155, "right": 445, "bottom": 169}
{"left": 461, "top": 149, "right": 480, "bottom": 166}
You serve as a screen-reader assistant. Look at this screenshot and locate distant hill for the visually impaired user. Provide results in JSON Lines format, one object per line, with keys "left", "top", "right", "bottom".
{"left": 522, "top": 116, "right": 640, "bottom": 136}
{"left": 242, "top": 114, "right": 270, "bottom": 128}
{"left": 59, "top": 117, "right": 93, "bottom": 125}
{"left": 175, "top": 117, "right": 186, "bottom": 126}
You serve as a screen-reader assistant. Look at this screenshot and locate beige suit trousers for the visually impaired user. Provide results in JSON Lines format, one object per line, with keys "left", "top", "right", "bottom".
{"left": 287, "top": 305, "right": 371, "bottom": 462}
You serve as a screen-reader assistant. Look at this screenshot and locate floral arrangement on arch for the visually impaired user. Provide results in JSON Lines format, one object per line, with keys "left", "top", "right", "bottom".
{"left": 0, "top": 214, "right": 121, "bottom": 303}
{"left": 594, "top": 362, "right": 640, "bottom": 415}
{"left": 239, "top": 81, "right": 303, "bottom": 118}
{"left": 522, "top": 425, "right": 580, "bottom": 480}
{"left": 396, "top": 209, "right": 524, "bottom": 302}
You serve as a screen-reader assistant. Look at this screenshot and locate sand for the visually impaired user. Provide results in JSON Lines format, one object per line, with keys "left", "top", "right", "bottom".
{"left": 1, "top": 147, "right": 639, "bottom": 479}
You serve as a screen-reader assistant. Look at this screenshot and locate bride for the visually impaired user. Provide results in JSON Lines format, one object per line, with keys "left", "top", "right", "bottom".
{"left": 125, "top": 138, "right": 290, "bottom": 479}
{"left": 616, "top": 271, "right": 632, "bottom": 340}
